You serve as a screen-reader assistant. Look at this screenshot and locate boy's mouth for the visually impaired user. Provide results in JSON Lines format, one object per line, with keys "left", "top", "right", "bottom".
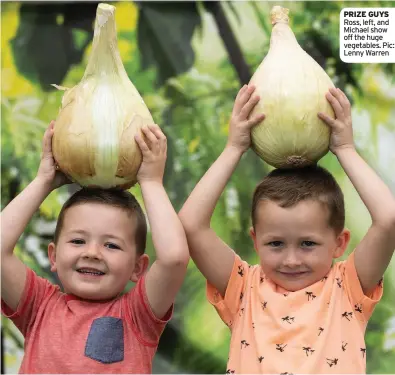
{"left": 279, "top": 271, "right": 308, "bottom": 277}
{"left": 76, "top": 267, "right": 105, "bottom": 276}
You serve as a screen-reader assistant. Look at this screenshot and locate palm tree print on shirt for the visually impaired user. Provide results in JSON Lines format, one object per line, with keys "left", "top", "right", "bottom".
{"left": 303, "top": 347, "right": 315, "bottom": 356}
{"left": 354, "top": 304, "right": 363, "bottom": 313}
{"left": 276, "top": 344, "right": 287, "bottom": 352}
{"left": 342, "top": 311, "right": 353, "bottom": 321}
{"left": 326, "top": 358, "right": 339, "bottom": 367}
{"left": 282, "top": 316, "right": 295, "bottom": 324}
{"left": 240, "top": 340, "right": 250, "bottom": 349}
{"left": 306, "top": 291, "right": 316, "bottom": 301}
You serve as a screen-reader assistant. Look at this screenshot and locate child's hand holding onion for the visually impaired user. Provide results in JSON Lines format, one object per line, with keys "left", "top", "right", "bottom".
{"left": 37, "top": 121, "right": 72, "bottom": 191}
{"left": 135, "top": 125, "right": 167, "bottom": 185}
{"left": 318, "top": 88, "right": 355, "bottom": 156}
{"left": 226, "top": 85, "right": 265, "bottom": 155}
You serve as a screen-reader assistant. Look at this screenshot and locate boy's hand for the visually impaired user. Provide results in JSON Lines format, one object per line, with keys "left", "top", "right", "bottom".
{"left": 135, "top": 124, "right": 166, "bottom": 184}
{"left": 37, "top": 121, "right": 71, "bottom": 190}
{"left": 318, "top": 87, "right": 355, "bottom": 155}
{"left": 227, "top": 84, "right": 265, "bottom": 154}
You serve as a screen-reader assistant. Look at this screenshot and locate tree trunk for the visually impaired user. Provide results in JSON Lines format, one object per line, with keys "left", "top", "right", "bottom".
{"left": 204, "top": 1, "right": 251, "bottom": 85}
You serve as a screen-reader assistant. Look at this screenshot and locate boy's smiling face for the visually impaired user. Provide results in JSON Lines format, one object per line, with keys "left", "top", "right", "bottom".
{"left": 250, "top": 199, "right": 350, "bottom": 292}
{"left": 48, "top": 203, "right": 148, "bottom": 301}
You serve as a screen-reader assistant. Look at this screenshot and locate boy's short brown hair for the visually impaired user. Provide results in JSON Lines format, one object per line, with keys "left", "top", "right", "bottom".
{"left": 251, "top": 165, "right": 345, "bottom": 234}
{"left": 54, "top": 188, "right": 147, "bottom": 255}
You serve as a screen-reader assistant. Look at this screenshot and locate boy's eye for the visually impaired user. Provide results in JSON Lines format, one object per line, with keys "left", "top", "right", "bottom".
{"left": 105, "top": 243, "right": 121, "bottom": 250}
{"left": 268, "top": 241, "right": 283, "bottom": 247}
{"left": 70, "top": 239, "right": 85, "bottom": 245}
{"left": 302, "top": 241, "right": 316, "bottom": 247}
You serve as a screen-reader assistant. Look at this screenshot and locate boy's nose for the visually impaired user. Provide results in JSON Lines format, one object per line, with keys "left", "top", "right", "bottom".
{"left": 283, "top": 249, "right": 302, "bottom": 267}
{"left": 83, "top": 243, "right": 103, "bottom": 259}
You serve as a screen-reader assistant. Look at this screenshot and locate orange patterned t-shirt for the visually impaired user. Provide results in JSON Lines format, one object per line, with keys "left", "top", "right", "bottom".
{"left": 207, "top": 251, "right": 383, "bottom": 374}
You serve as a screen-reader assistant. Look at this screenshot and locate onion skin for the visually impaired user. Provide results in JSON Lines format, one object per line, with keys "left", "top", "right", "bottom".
{"left": 249, "top": 5, "right": 335, "bottom": 169}
{"left": 52, "top": 3, "right": 154, "bottom": 189}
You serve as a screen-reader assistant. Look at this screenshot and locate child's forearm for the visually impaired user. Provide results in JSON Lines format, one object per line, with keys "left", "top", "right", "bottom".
{"left": 1, "top": 177, "right": 53, "bottom": 257}
{"left": 179, "top": 145, "right": 243, "bottom": 230}
{"left": 336, "top": 147, "right": 395, "bottom": 225}
{"left": 140, "top": 181, "right": 189, "bottom": 265}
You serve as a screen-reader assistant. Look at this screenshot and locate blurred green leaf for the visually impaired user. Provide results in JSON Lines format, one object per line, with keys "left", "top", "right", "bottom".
{"left": 136, "top": 1, "right": 201, "bottom": 86}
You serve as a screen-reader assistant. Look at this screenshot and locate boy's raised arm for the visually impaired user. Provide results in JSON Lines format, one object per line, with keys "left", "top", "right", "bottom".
{"left": 1, "top": 122, "right": 70, "bottom": 311}
{"left": 319, "top": 88, "right": 395, "bottom": 294}
{"left": 135, "top": 125, "right": 189, "bottom": 319}
{"left": 179, "top": 85, "right": 265, "bottom": 297}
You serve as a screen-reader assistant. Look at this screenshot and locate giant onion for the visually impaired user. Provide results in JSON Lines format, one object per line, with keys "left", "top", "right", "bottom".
{"left": 52, "top": 3, "right": 154, "bottom": 189}
{"left": 249, "top": 6, "right": 335, "bottom": 168}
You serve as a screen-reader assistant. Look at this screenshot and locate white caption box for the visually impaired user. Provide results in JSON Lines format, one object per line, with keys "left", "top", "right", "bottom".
{"left": 340, "top": 8, "right": 395, "bottom": 63}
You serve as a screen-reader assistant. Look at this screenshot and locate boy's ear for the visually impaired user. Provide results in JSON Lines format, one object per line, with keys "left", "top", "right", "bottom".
{"left": 130, "top": 254, "right": 150, "bottom": 283}
{"left": 48, "top": 242, "right": 57, "bottom": 272}
{"left": 249, "top": 226, "right": 258, "bottom": 254}
{"left": 333, "top": 228, "right": 351, "bottom": 259}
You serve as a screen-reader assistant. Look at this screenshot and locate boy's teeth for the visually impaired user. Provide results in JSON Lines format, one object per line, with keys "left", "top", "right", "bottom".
{"left": 78, "top": 269, "right": 104, "bottom": 275}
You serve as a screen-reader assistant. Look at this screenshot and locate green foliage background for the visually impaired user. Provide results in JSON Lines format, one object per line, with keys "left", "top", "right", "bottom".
{"left": 1, "top": 1, "right": 395, "bottom": 373}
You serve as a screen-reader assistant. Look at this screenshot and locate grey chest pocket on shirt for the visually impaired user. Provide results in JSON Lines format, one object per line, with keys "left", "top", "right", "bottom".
{"left": 85, "top": 317, "right": 124, "bottom": 364}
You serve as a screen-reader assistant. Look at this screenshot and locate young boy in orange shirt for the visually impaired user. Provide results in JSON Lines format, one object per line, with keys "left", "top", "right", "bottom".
{"left": 179, "top": 85, "right": 395, "bottom": 373}
{"left": 1, "top": 123, "right": 189, "bottom": 373}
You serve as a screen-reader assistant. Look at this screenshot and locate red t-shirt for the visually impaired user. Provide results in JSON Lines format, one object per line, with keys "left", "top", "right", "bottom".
{"left": 1, "top": 266, "right": 172, "bottom": 373}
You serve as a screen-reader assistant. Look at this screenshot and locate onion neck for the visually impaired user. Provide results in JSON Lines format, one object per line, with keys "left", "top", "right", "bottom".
{"left": 270, "top": 5, "right": 289, "bottom": 25}
{"left": 269, "top": 6, "right": 298, "bottom": 49}
{"left": 83, "top": 3, "right": 129, "bottom": 81}
{"left": 270, "top": 23, "right": 298, "bottom": 47}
